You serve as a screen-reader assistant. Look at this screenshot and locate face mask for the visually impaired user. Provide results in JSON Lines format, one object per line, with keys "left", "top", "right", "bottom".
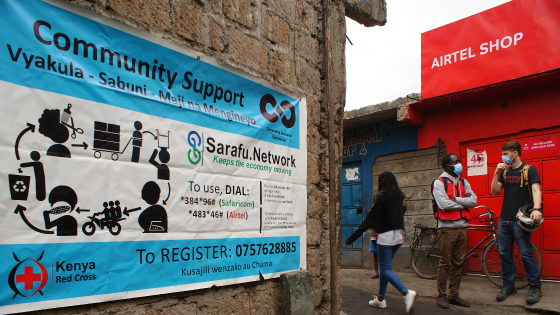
{"left": 502, "top": 154, "right": 513, "bottom": 165}
{"left": 451, "top": 163, "right": 463, "bottom": 175}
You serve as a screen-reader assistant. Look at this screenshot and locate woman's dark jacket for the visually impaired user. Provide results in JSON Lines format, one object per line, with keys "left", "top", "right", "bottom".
{"left": 346, "top": 192, "right": 406, "bottom": 244}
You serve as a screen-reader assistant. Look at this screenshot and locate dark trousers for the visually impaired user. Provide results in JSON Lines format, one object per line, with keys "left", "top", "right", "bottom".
{"left": 437, "top": 227, "right": 468, "bottom": 298}
{"left": 497, "top": 219, "right": 541, "bottom": 288}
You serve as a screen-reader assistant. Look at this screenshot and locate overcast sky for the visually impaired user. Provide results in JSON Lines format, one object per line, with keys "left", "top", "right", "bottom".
{"left": 344, "top": 0, "right": 511, "bottom": 111}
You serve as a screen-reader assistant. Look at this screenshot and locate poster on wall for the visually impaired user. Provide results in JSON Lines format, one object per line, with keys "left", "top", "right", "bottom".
{"left": 0, "top": 0, "right": 307, "bottom": 313}
{"left": 466, "top": 149, "right": 487, "bottom": 176}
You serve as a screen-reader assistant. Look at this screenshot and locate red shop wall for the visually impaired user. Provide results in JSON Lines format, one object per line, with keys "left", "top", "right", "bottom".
{"left": 417, "top": 76, "right": 560, "bottom": 155}
{"left": 460, "top": 127, "right": 560, "bottom": 280}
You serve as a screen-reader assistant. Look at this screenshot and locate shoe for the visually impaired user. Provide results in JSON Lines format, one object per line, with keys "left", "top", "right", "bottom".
{"left": 404, "top": 290, "right": 416, "bottom": 314}
{"left": 526, "top": 286, "right": 542, "bottom": 304}
{"left": 448, "top": 296, "right": 470, "bottom": 307}
{"left": 370, "top": 272, "right": 379, "bottom": 279}
{"left": 496, "top": 287, "right": 517, "bottom": 301}
{"left": 369, "top": 296, "right": 387, "bottom": 308}
{"left": 437, "top": 296, "right": 449, "bottom": 309}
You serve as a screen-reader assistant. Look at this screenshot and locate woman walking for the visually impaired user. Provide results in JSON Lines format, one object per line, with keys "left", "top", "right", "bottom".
{"left": 345, "top": 171, "right": 416, "bottom": 314}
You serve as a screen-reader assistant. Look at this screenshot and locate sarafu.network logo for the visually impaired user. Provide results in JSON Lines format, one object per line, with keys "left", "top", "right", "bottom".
{"left": 8, "top": 251, "right": 48, "bottom": 298}
{"left": 259, "top": 94, "right": 296, "bottom": 128}
{"left": 187, "top": 131, "right": 202, "bottom": 165}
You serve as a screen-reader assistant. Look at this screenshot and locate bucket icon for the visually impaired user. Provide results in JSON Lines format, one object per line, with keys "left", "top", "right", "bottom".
{"left": 9, "top": 174, "right": 30, "bottom": 200}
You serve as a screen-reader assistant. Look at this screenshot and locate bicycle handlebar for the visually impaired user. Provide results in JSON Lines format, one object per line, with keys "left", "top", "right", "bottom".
{"left": 473, "top": 206, "right": 494, "bottom": 219}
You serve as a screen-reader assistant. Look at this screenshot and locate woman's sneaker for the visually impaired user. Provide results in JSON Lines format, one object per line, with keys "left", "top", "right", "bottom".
{"left": 404, "top": 290, "right": 417, "bottom": 314}
{"left": 369, "top": 296, "right": 387, "bottom": 308}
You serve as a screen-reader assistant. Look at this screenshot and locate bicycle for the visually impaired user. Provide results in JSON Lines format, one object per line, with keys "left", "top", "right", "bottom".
{"left": 410, "top": 205, "right": 542, "bottom": 289}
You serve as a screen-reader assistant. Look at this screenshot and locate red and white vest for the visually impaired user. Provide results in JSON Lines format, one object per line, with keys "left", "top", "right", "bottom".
{"left": 432, "top": 177, "right": 471, "bottom": 221}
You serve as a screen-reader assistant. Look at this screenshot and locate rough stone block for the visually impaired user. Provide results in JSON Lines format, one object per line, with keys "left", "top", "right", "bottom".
{"left": 306, "top": 97, "right": 321, "bottom": 127}
{"left": 306, "top": 184, "right": 322, "bottom": 218}
{"left": 238, "top": 0, "right": 253, "bottom": 27}
{"left": 228, "top": 27, "right": 269, "bottom": 72}
{"left": 296, "top": 61, "right": 321, "bottom": 94}
{"left": 394, "top": 169, "right": 442, "bottom": 188}
{"left": 208, "top": 0, "right": 222, "bottom": 14}
{"left": 406, "top": 214, "right": 437, "bottom": 231}
{"left": 343, "top": 0, "right": 387, "bottom": 27}
{"left": 267, "top": 0, "right": 296, "bottom": 20}
{"left": 306, "top": 247, "right": 321, "bottom": 277}
{"left": 296, "top": 0, "right": 319, "bottom": 34}
{"left": 307, "top": 157, "right": 320, "bottom": 185}
{"left": 209, "top": 18, "right": 226, "bottom": 51}
{"left": 250, "top": 286, "right": 282, "bottom": 315}
{"left": 151, "top": 298, "right": 179, "bottom": 310}
{"left": 264, "top": 14, "right": 290, "bottom": 45}
{"left": 177, "top": 2, "right": 207, "bottom": 45}
{"left": 406, "top": 199, "right": 434, "bottom": 215}
{"left": 373, "top": 147, "right": 439, "bottom": 162}
{"left": 279, "top": 270, "right": 315, "bottom": 315}
{"left": 162, "top": 303, "right": 198, "bottom": 315}
{"left": 312, "top": 277, "right": 322, "bottom": 307}
{"left": 107, "top": 0, "right": 172, "bottom": 31}
{"left": 296, "top": 34, "right": 320, "bottom": 63}
{"left": 401, "top": 186, "right": 432, "bottom": 201}
{"left": 319, "top": 156, "right": 329, "bottom": 181}
{"left": 307, "top": 125, "right": 321, "bottom": 159}
{"left": 272, "top": 51, "right": 293, "bottom": 84}
{"left": 373, "top": 154, "right": 439, "bottom": 174}
{"left": 223, "top": 0, "right": 237, "bottom": 20}
{"left": 306, "top": 218, "right": 322, "bottom": 245}
{"left": 195, "top": 292, "right": 251, "bottom": 315}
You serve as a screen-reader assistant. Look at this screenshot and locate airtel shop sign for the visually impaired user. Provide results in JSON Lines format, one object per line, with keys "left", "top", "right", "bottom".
{"left": 421, "top": 0, "right": 560, "bottom": 99}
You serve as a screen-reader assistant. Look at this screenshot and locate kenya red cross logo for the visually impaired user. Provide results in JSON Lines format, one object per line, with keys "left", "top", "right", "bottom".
{"left": 8, "top": 251, "right": 48, "bottom": 298}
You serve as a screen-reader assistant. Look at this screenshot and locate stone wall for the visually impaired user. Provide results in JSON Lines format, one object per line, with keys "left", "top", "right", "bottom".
{"left": 20, "top": 0, "right": 378, "bottom": 314}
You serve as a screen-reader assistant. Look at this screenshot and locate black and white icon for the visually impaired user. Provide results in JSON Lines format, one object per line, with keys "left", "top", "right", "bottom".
{"left": 149, "top": 130, "right": 171, "bottom": 180}
{"left": 42, "top": 186, "right": 79, "bottom": 236}
{"left": 60, "top": 104, "right": 84, "bottom": 139}
{"left": 93, "top": 121, "right": 146, "bottom": 161}
{"left": 138, "top": 181, "right": 168, "bottom": 233}
{"left": 9, "top": 174, "right": 30, "bottom": 201}
{"left": 92, "top": 121, "right": 124, "bottom": 160}
{"left": 82, "top": 200, "right": 139, "bottom": 236}
{"left": 131, "top": 121, "right": 143, "bottom": 163}
{"left": 19, "top": 151, "right": 46, "bottom": 201}
{"left": 38, "top": 104, "right": 84, "bottom": 158}
{"left": 14, "top": 123, "right": 35, "bottom": 160}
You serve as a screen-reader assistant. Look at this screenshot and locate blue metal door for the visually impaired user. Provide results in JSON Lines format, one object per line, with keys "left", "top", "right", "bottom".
{"left": 341, "top": 163, "right": 363, "bottom": 267}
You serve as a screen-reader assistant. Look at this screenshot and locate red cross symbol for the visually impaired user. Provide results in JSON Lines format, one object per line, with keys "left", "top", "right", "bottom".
{"left": 16, "top": 266, "right": 41, "bottom": 290}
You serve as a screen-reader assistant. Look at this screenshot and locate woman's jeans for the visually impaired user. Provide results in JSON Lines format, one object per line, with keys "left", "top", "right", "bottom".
{"left": 497, "top": 219, "right": 541, "bottom": 288}
{"left": 377, "top": 244, "right": 407, "bottom": 296}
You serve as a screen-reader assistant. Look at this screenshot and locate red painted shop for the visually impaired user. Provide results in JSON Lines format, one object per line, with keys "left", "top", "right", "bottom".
{"left": 399, "top": 0, "right": 560, "bottom": 279}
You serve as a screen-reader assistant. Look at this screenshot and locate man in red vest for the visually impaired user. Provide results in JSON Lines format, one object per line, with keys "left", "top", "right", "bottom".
{"left": 432, "top": 153, "right": 477, "bottom": 309}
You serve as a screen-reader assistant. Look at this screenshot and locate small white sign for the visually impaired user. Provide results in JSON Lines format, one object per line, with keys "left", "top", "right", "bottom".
{"left": 467, "top": 149, "right": 487, "bottom": 176}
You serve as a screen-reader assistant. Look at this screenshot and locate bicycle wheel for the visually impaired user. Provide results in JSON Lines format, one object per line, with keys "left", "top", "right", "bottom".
{"left": 411, "top": 229, "right": 440, "bottom": 279}
{"left": 482, "top": 240, "right": 543, "bottom": 289}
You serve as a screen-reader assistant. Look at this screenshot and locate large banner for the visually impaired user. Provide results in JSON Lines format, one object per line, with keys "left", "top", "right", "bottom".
{"left": 0, "top": 1, "right": 307, "bottom": 313}
{"left": 421, "top": 0, "right": 560, "bottom": 99}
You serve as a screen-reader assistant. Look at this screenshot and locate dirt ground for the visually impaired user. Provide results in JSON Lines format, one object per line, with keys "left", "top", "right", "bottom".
{"left": 341, "top": 268, "right": 558, "bottom": 315}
